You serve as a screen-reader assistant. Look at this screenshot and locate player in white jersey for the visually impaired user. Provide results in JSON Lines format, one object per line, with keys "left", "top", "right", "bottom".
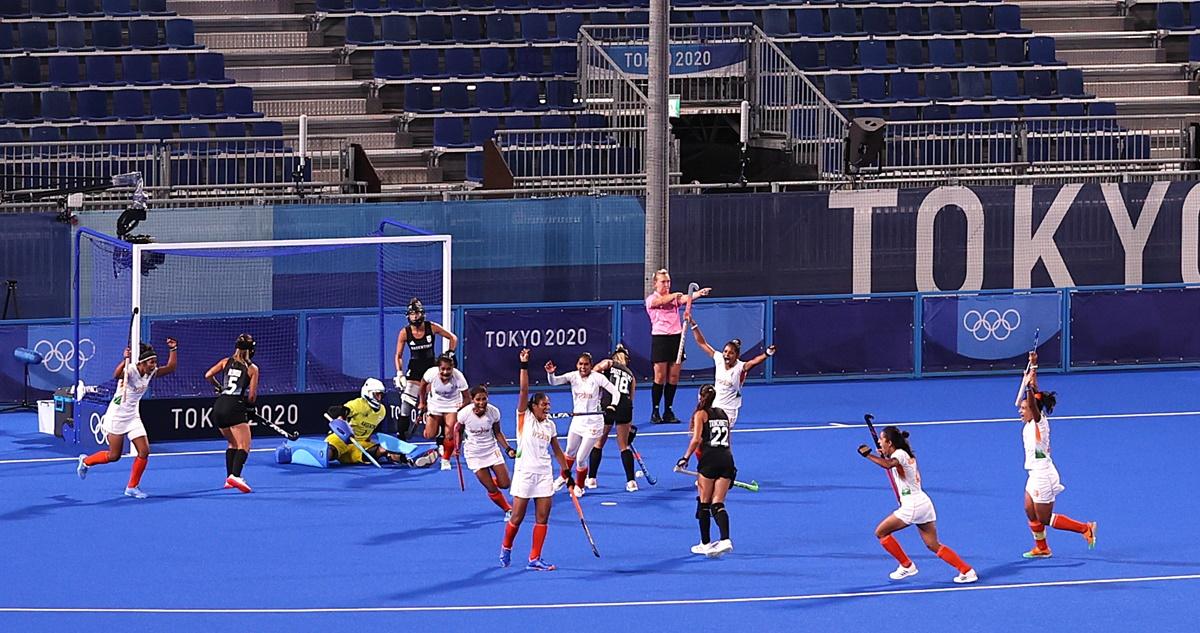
{"left": 459, "top": 385, "right": 518, "bottom": 516}
{"left": 1017, "top": 351, "right": 1096, "bottom": 559}
{"left": 687, "top": 320, "right": 774, "bottom": 428}
{"left": 858, "top": 426, "right": 977, "bottom": 583}
{"left": 501, "top": 349, "right": 572, "bottom": 572}
{"left": 76, "top": 338, "right": 178, "bottom": 499}
{"left": 419, "top": 354, "right": 470, "bottom": 470}
{"left": 545, "top": 352, "right": 620, "bottom": 496}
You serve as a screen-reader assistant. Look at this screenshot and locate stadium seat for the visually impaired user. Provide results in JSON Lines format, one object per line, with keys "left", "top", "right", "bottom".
{"left": 557, "top": 13, "right": 584, "bottom": 41}
{"left": 895, "top": 39, "right": 926, "bottom": 68}
{"left": 993, "top": 5, "right": 1029, "bottom": 34}
{"left": 451, "top": 15, "right": 485, "bottom": 43}
{"left": 445, "top": 48, "right": 480, "bottom": 78}
{"left": 130, "top": 20, "right": 166, "bottom": 49}
{"left": 480, "top": 48, "right": 515, "bottom": 77}
{"left": 67, "top": 124, "right": 101, "bottom": 142}
{"left": 825, "top": 40, "right": 857, "bottom": 69}
{"left": 963, "top": 38, "right": 993, "bottom": 67}
{"left": 550, "top": 46, "right": 577, "bottom": 75}
{"left": 417, "top": 14, "right": 448, "bottom": 44}
{"left": 353, "top": 0, "right": 386, "bottom": 11}
{"left": 346, "top": 16, "right": 382, "bottom": 45}
{"left": 924, "top": 72, "right": 953, "bottom": 100}
{"left": 11, "top": 56, "right": 46, "bottom": 86}
{"left": 888, "top": 71, "right": 919, "bottom": 102}
{"left": 1158, "top": 3, "right": 1185, "bottom": 30}
{"left": 546, "top": 79, "right": 576, "bottom": 108}
{"left": 381, "top": 15, "right": 412, "bottom": 43}
{"left": 475, "top": 82, "right": 510, "bottom": 111}
{"left": 373, "top": 49, "right": 405, "bottom": 79}
{"left": 468, "top": 116, "right": 498, "bottom": 145}
{"left": 793, "top": 8, "right": 825, "bottom": 36}
{"left": 1026, "top": 70, "right": 1054, "bottom": 98}
{"left": 49, "top": 55, "right": 86, "bottom": 86}
{"left": 515, "top": 46, "right": 549, "bottom": 77}
{"left": 3, "top": 92, "right": 37, "bottom": 122}
{"left": 487, "top": 14, "right": 519, "bottom": 42}
{"left": 822, "top": 75, "right": 852, "bottom": 102}
{"left": 928, "top": 39, "right": 962, "bottom": 68}
{"left": 857, "top": 73, "right": 887, "bottom": 102}
{"left": 141, "top": 0, "right": 171, "bottom": 15}
{"left": 440, "top": 83, "right": 477, "bottom": 113}
{"left": 829, "top": 8, "right": 861, "bottom": 36}
{"left": 18, "top": 22, "right": 54, "bottom": 52}
{"left": 87, "top": 55, "right": 121, "bottom": 85}
{"left": 509, "top": 80, "right": 542, "bottom": 110}
{"left": 996, "top": 37, "right": 1027, "bottom": 66}
{"left": 166, "top": 19, "right": 203, "bottom": 49}
{"left": 433, "top": 118, "right": 472, "bottom": 148}
{"left": 959, "top": 71, "right": 986, "bottom": 99}
{"left": 1056, "top": 68, "right": 1089, "bottom": 98}
{"left": 67, "top": 0, "right": 103, "bottom": 17}
{"left": 151, "top": 87, "right": 188, "bottom": 119}
{"left": 928, "top": 6, "right": 960, "bottom": 33}
{"left": 0, "top": 24, "right": 13, "bottom": 52}
{"left": 408, "top": 49, "right": 441, "bottom": 78}
{"left": 763, "top": 9, "right": 791, "bottom": 36}
{"left": 862, "top": 7, "right": 894, "bottom": 36}
{"left": 56, "top": 21, "right": 88, "bottom": 51}
{"left": 403, "top": 83, "right": 437, "bottom": 112}
{"left": 41, "top": 91, "right": 78, "bottom": 122}
{"left": 990, "top": 70, "right": 1019, "bottom": 100}
{"left": 789, "top": 41, "right": 821, "bottom": 70}
{"left": 961, "top": 5, "right": 994, "bottom": 34}
{"left": 1027, "top": 37, "right": 1059, "bottom": 65}
{"left": 102, "top": 0, "right": 138, "bottom": 17}
{"left": 858, "top": 40, "right": 893, "bottom": 69}
{"left": 78, "top": 89, "right": 113, "bottom": 120}
{"left": 92, "top": 20, "right": 130, "bottom": 51}
{"left": 196, "top": 53, "right": 233, "bottom": 84}
{"left": 159, "top": 54, "right": 193, "bottom": 84}
{"left": 895, "top": 6, "right": 927, "bottom": 35}
{"left": 520, "top": 14, "right": 552, "bottom": 43}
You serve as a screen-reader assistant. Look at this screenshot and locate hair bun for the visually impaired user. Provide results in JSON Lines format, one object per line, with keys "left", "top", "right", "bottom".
{"left": 901, "top": 431, "right": 910, "bottom": 438}
{"left": 731, "top": 338, "right": 741, "bottom": 346}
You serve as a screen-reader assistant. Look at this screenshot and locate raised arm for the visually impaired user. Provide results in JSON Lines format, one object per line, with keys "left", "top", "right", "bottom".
{"left": 1024, "top": 352, "right": 1042, "bottom": 422}
{"left": 517, "top": 348, "right": 531, "bottom": 413}
{"left": 647, "top": 291, "right": 684, "bottom": 308}
{"left": 682, "top": 287, "right": 712, "bottom": 307}
{"left": 544, "top": 360, "right": 570, "bottom": 386}
{"left": 857, "top": 445, "right": 901, "bottom": 470}
{"left": 689, "top": 321, "right": 717, "bottom": 357}
{"left": 156, "top": 338, "right": 179, "bottom": 377}
{"left": 740, "top": 345, "right": 777, "bottom": 377}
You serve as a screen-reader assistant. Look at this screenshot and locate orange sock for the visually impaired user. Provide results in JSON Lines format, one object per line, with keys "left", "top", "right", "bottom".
{"left": 879, "top": 534, "right": 912, "bottom": 567}
{"left": 502, "top": 521, "right": 519, "bottom": 549}
{"left": 1050, "top": 513, "right": 1088, "bottom": 534}
{"left": 83, "top": 451, "right": 112, "bottom": 467}
{"left": 442, "top": 437, "right": 455, "bottom": 461}
{"left": 935, "top": 545, "right": 972, "bottom": 574}
{"left": 127, "top": 456, "right": 147, "bottom": 488}
{"left": 488, "top": 490, "right": 511, "bottom": 512}
{"left": 530, "top": 523, "right": 548, "bottom": 560}
{"left": 1029, "top": 520, "right": 1049, "bottom": 550}
{"left": 575, "top": 468, "right": 587, "bottom": 489}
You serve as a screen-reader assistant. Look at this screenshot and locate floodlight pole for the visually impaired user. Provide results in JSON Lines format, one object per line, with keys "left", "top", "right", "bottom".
{"left": 644, "top": 0, "right": 670, "bottom": 294}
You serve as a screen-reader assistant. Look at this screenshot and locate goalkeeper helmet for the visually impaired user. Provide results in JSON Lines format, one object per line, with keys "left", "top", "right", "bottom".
{"left": 361, "top": 378, "right": 386, "bottom": 410}
{"left": 235, "top": 333, "right": 256, "bottom": 359}
{"left": 407, "top": 298, "right": 425, "bottom": 324}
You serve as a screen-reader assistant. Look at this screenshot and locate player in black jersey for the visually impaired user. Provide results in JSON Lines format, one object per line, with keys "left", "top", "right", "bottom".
{"left": 393, "top": 298, "right": 458, "bottom": 439}
{"left": 587, "top": 344, "right": 640, "bottom": 491}
{"left": 676, "top": 384, "right": 735, "bottom": 558}
{"left": 204, "top": 333, "right": 260, "bottom": 493}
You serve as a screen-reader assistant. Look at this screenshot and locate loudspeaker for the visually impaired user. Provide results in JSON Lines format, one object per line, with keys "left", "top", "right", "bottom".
{"left": 845, "top": 117, "right": 886, "bottom": 172}
{"left": 481, "top": 139, "right": 514, "bottom": 191}
{"left": 346, "top": 143, "right": 382, "bottom": 194}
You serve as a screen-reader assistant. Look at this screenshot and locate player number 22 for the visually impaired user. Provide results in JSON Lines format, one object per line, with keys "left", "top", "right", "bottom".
{"left": 709, "top": 426, "right": 729, "bottom": 448}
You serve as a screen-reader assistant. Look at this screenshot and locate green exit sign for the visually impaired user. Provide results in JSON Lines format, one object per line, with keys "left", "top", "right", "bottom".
{"left": 669, "top": 95, "right": 681, "bottom": 118}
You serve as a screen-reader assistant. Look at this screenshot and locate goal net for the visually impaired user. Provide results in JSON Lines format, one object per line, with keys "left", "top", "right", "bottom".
{"left": 73, "top": 230, "right": 451, "bottom": 400}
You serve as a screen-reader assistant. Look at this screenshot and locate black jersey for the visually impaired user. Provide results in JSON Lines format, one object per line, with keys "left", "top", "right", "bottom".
{"left": 701, "top": 407, "right": 732, "bottom": 454}
{"left": 218, "top": 358, "right": 252, "bottom": 401}
{"left": 404, "top": 323, "right": 438, "bottom": 381}
{"left": 601, "top": 362, "right": 634, "bottom": 411}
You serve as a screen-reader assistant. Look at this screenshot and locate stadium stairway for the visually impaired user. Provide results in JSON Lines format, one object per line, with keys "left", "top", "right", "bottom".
{"left": 173, "top": 0, "right": 442, "bottom": 185}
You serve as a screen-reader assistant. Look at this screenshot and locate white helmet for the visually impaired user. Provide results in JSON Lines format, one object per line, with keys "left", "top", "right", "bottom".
{"left": 361, "top": 378, "right": 386, "bottom": 410}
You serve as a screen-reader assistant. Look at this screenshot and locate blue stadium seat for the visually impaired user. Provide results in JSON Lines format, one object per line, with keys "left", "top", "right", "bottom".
{"left": 56, "top": 21, "right": 88, "bottom": 50}
{"left": 789, "top": 41, "right": 821, "bottom": 70}
{"left": 92, "top": 20, "right": 129, "bottom": 51}
{"left": 0, "top": 24, "right": 13, "bottom": 52}
{"left": 373, "top": 49, "right": 405, "bottom": 78}
{"left": 480, "top": 48, "right": 514, "bottom": 77}
{"left": 102, "top": 0, "right": 137, "bottom": 16}
{"left": 996, "top": 37, "right": 1027, "bottom": 66}
{"left": 557, "top": 13, "right": 584, "bottom": 41}
{"left": 476, "top": 82, "right": 510, "bottom": 111}
{"left": 924, "top": 71, "right": 953, "bottom": 100}
{"left": 417, "top": 14, "right": 448, "bottom": 43}
{"left": 404, "top": 83, "right": 437, "bottom": 112}
{"left": 829, "top": 8, "right": 861, "bottom": 36}
{"left": 468, "top": 115, "right": 498, "bottom": 144}
{"left": 515, "top": 46, "right": 548, "bottom": 77}
{"left": 509, "top": 79, "right": 541, "bottom": 110}
{"left": 151, "top": 87, "right": 187, "bottom": 119}
{"left": 353, "top": 0, "right": 386, "bottom": 11}
{"left": 1158, "top": 2, "right": 1185, "bottom": 30}
{"left": 546, "top": 79, "right": 576, "bottom": 108}
{"left": 961, "top": 5, "right": 994, "bottom": 34}
{"left": 990, "top": 70, "right": 1019, "bottom": 100}
{"left": 793, "top": 8, "right": 825, "bottom": 36}
{"left": 315, "top": 0, "right": 346, "bottom": 10}
{"left": 493, "top": 0, "right": 527, "bottom": 9}
{"left": 19, "top": 22, "right": 54, "bottom": 51}
{"left": 1056, "top": 68, "right": 1089, "bottom": 98}
{"left": 728, "top": 9, "right": 757, "bottom": 27}
{"left": 993, "top": 5, "right": 1029, "bottom": 34}
{"left": 459, "top": 0, "right": 491, "bottom": 8}
{"left": 928, "top": 6, "right": 960, "bottom": 33}
{"left": 87, "top": 55, "right": 121, "bottom": 85}
{"left": 959, "top": 71, "right": 986, "bottom": 99}
{"left": 825, "top": 40, "right": 857, "bottom": 69}
{"left": 381, "top": 15, "right": 412, "bottom": 43}
{"left": 0, "top": 60, "right": 8, "bottom": 87}
{"left": 140, "top": 0, "right": 171, "bottom": 15}
{"left": 41, "top": 91, "right": 77, "bottom": 122}
{"left": 445, "top": 48, "right": 480, "bottom": 78}
{"left": 862, "top": 7, "right": 894, "bottom": 36}
{"left": 763, "top": 8, "right": 791, "bottom": 36}
{"left": 551, "top": 46, "right": 577, "bottom": 75}
{"left": 67, "top": 124, "right": 101, "bottom": 142}
{"left": 928, "top": 39, "right": 961, "bottom": 68}
{"left": 1088, "top": 101, "right": 1117, "bottom": 129}
{"left": 888, "top": 71, "right": 919, "bottom": 102}
{"left": 895, "top": 39, "right": 926, "bottom": 68}
{"left": 962, "top": 38, "right": 993, "bottom": 67}
{"left": 130, "top": 20, "right": 166, "bottom": 49}
{"left": 434, "top": 117, "right": 472, "bottom": 148}
{"left": 166, "top": 19, "right": 203, "bottom": 49}
{"left": 12, "top": 56, "right": 46, "bottom": 86}
{"left": 78, "top": 88, "right": 113, "bottom": 120}
{"left": 346, "top": 16, "right": 382, "bottom": 45}
{"left": 1191, "top": 34, "right": 1200, "bottom": 62}
{"left": 441, "top": 83, "right": 476, "bottom": 113}
{"left": 625, "top": 10, "right": 649, "bottom": 24}
{"left": 68, "top": 0, "right": 103, "bottom": 16}
{"left": 451, "top": 15, "right": 485, "bottom": 43}
{"left": 895, "top": 6, "right": 927, "bottom": 35}
{"left": 423, "top": 0, "right": 452, "bottom": 10}
{"left": 3, "top": 92, "right": 36, "bottom": 122}
{"left": 1025, "top": 69, "right": 1054, "bottom": 98}
{"left": 159, "top": 53, "right": 193, "bottom": 84}
{"left": 486, "top": 14, "right": 519, "bottom": 42}
{"left": 858, "top": 40, "right": 893, "bottom": 69}
{"left": 1027, "top": 36, "right": 1059, "bottom": 65}
{"left": 408, "top": 49, "right": 441, "bottom": 78}
{"left": 224, "top": 86, "right": 261, "bottom": 118}
{"left": 49, "top": 55, "right": 86, "bottom": 86}
{"left": 520, "top": 14, "right": 552, "bottom": 43}
{"left": 0, "top": 0, "right": 29, "bottom": 17}
{"left": 214, "top": 121, "right": 247, "bottom": 152}
{"left": 822, "top": 75, "right": 851, "bottom": 102}
{"left": 589, "top": 11, "right": 619, "bottom": 26}
{"left": 196, "top": 53, "right": 233, "bottom": 84}
{"left": 119, "top": 54, "right": 154, "bottom": 84}
{"left": 857, "top": 73, "right": 886, "bottom": 102}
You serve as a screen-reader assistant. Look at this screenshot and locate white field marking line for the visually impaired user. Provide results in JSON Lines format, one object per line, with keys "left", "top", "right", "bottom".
{"left": 1, "top": 573, "right": 1198, "bottom": 614}
{"left": 2, "top": 410, "right": 1195, "bottom": 466}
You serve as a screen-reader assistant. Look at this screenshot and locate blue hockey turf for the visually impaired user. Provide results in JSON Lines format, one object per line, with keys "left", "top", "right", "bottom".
{"left": 1, "top": 370, "right": 1197, "bottom": 632}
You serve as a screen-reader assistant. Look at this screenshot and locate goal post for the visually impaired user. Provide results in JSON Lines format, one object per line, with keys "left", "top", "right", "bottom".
{"left": 74, "top": 231, "right": 452, "bottom": 403}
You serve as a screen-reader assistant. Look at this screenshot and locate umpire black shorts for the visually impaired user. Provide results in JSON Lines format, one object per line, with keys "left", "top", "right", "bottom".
{"left": 651, "top": 333, "right": 685, "bottom": 364}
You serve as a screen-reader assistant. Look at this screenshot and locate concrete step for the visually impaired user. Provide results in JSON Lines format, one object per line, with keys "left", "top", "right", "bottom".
{"left": 1053, "top": 31, "right": 1159, "bottom": 51}
{"left": 197, "top": 31, "right": 317, "bottom": 49}
{"left": 168, "top": 0, "right": 295, "bottom": 15}
{"left": 241, "top": 79, "right": 370, "bottom": 100}
{"left": 223, "top": 47, "right": 342, "bottom": 67}
{"left": 1080, "top": 64, "right": 1189, "bottom": 83}
{"left": 1022, "top": 16, "right": 1130, "bottom": 33}
{"left": 227, "top": 64, "right": 353, "bottom": 82}
{"left": 259, "top": 97, "right": 369, "bottom": 117}
{"left": 280, "top": 113, "right": 400, "bottom": 135}
{"left": 311, "top": 132, "right": 399, "bottom": 150}
{"left": 189, "top": 14, "right": 313, "bottom": 33}
{"left": 378, "top": 165, "right": 443, "bottom": 185}
{"left": 1087, "top": 79, "right": 1194, "bottom": 98}
{"left": 1010, "top": 1, "right": 1120, "bottom": 19}
{"left": 1058, "top": 48, "right": 1162, "bottom": 66}
{"left": 1118, "top": 115, "right": 1200, "bottom": 131}
{"left": 1111, "top": 95, "right": 1200, "bottom": 116}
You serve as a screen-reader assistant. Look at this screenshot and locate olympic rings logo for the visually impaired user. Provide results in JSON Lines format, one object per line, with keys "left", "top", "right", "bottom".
{"left": 962, "top": 309, "right": 1021, "bottom": 342}
{"left": 33, "top": 338, "right": 95, "bottom": 373}
{"left": 89, "top": 411, "right": 105, "bottom": 444}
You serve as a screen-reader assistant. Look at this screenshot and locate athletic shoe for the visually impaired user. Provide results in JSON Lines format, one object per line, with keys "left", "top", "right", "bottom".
{"left": 76, "top": 454, "right": 89, "bottom": 480}
{"left": 413, "top": 450, "right": 439, "bottom": 468}
{"left": 526, "top": 558, "right": 556, "bottom": 572}
{"left": 223, "top": 479, "right": 233, "bottom": 489}
{"left": 625, "top": 480, "right": 639, "bottom": 492}
{"left": 123, "top": 486, "right": 148, "bottom": 499}
{"left": 440, "top": 459, "right": 452, "bottom": 471}
{"left": 889, "top": 563, "right": 918, "bottom": 580}
{"left": 584, "top": 477, "right": 598, "bottom": 489}
{"left": 226, "top": 475, "right": 252, "bottom": 493}
{"left": 650, "top": 408, "right": 662, "bottom": 424}
{"left": 953, "top": 569, "right": 979, "bottom": 584}
{"left": 1022, "top": 547, "right": 1053, "bottom": 559}
{"left": 500, "top": 547, "right": 512, "bottom": 568}
{"left": 553, "top": 476, "right": 568, "bottom": 492}
{"left": 706, "top": 539, "right": 733, "bottom": 558}
{"left": 571, "top": 486, "right": 586, "bottom": 498}
{"left": 690, "top": 542, "right": 714, "bottom": 555}
{"left": 1083, "top": 522, "right": 1097, "bottom": 549}
{"left": 662, "top": 408, "right": 680, "bottom": 424}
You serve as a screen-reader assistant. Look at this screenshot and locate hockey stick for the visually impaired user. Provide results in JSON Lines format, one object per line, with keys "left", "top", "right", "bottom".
{"left": 674, "top": 282, "right": 700, "bottom": 365}
{"left": 1015, "top": 328, "right": 1041, "bottom": 403}
{"left": 324, "top": 413, "right": 382, "bottom": 468}
{"left": 454, "top": 423, "right": 465, "bottom": 491}
{"left": 248, "top": 409, "right": 299, "bottom": 441}
{"left": 673, "top": 466, "right": 759, "bottom": 492}
{"left": 631, "top": 446, "right": 657, "bottom": 485}
{"left": 547, "top": 411, "right": 606, "bottom": 419}
{"left": 568, "top": 485, "right": 601, "bottom": 558}
{"left": 864, "top": 413, "right": 900, "bottom": 503}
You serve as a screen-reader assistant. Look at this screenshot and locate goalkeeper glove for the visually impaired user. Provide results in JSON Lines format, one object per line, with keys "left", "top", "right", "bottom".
{"left": 393, "top": 374, "right": 403, "bottom": 390}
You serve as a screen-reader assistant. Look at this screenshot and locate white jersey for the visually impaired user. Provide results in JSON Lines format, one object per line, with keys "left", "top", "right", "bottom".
{"left": 106, "top": 362, "right": 156, "bottom": 421}
{"left": 888, "top": 449, "right": 927, "bottom": 501}
{"left": 713, "top": 352, "right": 746, "bottom": 411}
{"left": 422, "top": 367, "right": 468, "bottom": 413}
{"left": 514, "top": 409, "right": 557, "bottom": 478}
{"left": 460, "top": 403, "right": 502, "bottom": 454}
{"left": 547, "top": 370, "right": 620, "bottom": 432}
{"left": 1022, "top": 415, "right": 1054, "bottom": 471}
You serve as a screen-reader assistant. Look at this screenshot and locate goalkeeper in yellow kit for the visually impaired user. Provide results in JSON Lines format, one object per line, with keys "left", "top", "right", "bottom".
{"left": 326, "top": 378, "right": 439, "bottom": 467}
